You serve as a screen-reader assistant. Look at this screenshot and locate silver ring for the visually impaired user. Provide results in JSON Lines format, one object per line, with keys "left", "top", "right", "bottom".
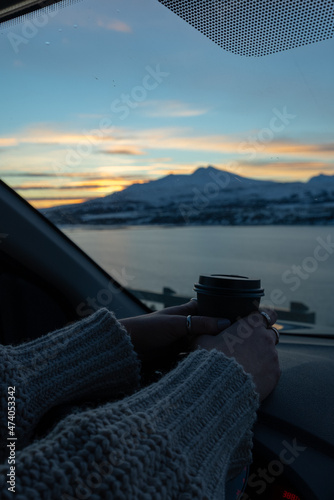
{"left": 260, "top": 311, "right": 271, "bottom": 328}
{"left": 270, "top": 326, "right": 280, "bottom": 345}
{"left": 186, "top": 315, "right": 192, "bottom": 336}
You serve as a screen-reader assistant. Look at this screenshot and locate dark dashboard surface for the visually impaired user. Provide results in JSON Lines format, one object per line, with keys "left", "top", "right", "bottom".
{"left": 243, "top": 335, "right": 334, "bottom": 500}
{"left": 261, "top": 336, "right": 334, "bottom": 450}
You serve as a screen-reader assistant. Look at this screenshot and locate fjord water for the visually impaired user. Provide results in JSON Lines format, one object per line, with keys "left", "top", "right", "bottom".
{"left": 63, "top": 225, "right": 334, "bottom": 327}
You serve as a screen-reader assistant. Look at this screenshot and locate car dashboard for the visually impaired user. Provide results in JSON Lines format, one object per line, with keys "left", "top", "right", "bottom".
{"left": 242, "top": 334, "right": 334, "bottom": 500}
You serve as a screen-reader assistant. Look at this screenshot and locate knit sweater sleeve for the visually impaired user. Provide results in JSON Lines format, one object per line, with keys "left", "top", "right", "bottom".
{"left": 0, "top": 308, "right": 141, "bottom": 461}
{"left": 0, "top": 348, "right": 259, "bottom": 500}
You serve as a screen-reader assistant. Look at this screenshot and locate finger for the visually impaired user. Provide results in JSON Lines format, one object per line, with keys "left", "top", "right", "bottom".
{"left": 156, "top": 299, "right": 198, "bottom": 317}
{"left": 164, "top": 315, "right": 231, "bottom": 343}
{"left": 233, "top": 309, "right": 277, "bottom": 332}
{"left": 189, "top": 315, "right": 231, "bottom": 337}
{"left": 268, "top": 325, "right": 280, "bottom": 345}
{"left": 258, "top": 308, "right": 278, "bottom": 326}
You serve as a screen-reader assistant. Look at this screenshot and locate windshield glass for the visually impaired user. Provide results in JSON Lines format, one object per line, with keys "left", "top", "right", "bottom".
{"left": 1, "top": 0, "right": 333, "bottom": 332}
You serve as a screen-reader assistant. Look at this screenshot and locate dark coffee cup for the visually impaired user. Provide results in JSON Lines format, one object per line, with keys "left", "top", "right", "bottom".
{"left": 193, "top": 274, "right": 264, "bottom": 323}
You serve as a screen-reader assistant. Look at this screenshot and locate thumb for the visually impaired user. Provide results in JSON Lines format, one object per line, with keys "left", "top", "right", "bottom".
{"left": 189, "top": 315, "right": 231, "bottom": 337}
{"left": 156, "top": 299, "right": 198, "bottom": 317}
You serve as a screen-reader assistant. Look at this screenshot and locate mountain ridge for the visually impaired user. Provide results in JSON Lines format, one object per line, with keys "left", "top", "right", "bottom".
{"left": 42, "top": 166, "right": 334, "bottom": 226}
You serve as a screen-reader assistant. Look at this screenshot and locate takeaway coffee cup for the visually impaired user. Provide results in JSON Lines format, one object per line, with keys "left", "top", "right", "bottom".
{"left": 193, "top": 274, "right": 264, "bottom": 323}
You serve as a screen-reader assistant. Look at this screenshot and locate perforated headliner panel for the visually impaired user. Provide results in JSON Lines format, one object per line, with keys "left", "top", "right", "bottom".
{"left": 157, "top": 0, "right": 334, "bottom": 56}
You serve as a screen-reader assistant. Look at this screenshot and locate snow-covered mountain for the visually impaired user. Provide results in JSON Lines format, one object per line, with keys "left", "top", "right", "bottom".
{"left": 42, "top": 166, "right": 334, "bottom": 226}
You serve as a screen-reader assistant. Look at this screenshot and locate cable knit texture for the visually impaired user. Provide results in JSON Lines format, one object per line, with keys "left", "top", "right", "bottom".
{"left": 0, "top": 308, "right": 259, "bottom": 499}
{"left": 0, "top": 309, "right": 140, "bottom": 458}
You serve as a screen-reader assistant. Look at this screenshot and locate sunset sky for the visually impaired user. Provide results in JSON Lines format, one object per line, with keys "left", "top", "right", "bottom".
{"left": 1, "top": 0, "right": 333, "bottom": 208}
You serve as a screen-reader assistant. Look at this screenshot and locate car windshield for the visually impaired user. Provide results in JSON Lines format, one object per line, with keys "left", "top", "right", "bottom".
{"left": 1, "top": 0, "right": 334, "bottom": 333}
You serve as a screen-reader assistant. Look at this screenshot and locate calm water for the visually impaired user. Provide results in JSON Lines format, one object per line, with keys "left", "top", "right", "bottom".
{"left": 63, "top": 225, "right": 334, "bottom": 327}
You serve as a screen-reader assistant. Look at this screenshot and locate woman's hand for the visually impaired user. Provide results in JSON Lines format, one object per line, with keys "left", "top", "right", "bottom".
{"left": 193, "top": 308, "right": 281, "bottom": 401}
{"left": 120, "top": 303, "right": 280, "bottom": 401}
{"left": 119, "top": 300, "right": 231, "bottom": 361}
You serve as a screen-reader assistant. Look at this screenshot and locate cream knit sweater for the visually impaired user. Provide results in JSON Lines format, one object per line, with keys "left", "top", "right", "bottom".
{"left": 0, "top": 308, "right": 259, "bottom": 499}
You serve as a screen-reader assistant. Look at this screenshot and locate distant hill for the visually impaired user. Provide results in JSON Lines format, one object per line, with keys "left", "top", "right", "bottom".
{"left": 41, "top": 166, "right": 334, "bottom": 226}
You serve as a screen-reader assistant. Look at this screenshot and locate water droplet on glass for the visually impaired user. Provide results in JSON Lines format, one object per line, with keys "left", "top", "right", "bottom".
{"left": 45, "top": 41, "right": 50, "bottom": 45}
{"left": 58, "top": 28, "right": 62, "bottom": 32}
{"left": 73, "top": 24, "right": 78, "bottom": 28}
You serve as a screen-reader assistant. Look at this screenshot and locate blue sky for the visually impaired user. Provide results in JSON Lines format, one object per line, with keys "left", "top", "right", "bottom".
{"left": 0, "top": 0, "right": 333, "bottom": 207}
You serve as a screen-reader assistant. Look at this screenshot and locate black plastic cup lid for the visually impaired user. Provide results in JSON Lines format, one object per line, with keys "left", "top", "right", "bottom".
{"left": 194, "top": 274, "right": 264, "bottom": 296}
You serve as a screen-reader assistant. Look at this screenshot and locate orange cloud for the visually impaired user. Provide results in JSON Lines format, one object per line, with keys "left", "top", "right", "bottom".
{"left": 12, "top": 180, "right": 132, "bottom": 192}
{"left": 19, "top": 130, "right": 114, "bottom": 145}
{"left": 133, "top": 130, "right": 334, "bottom": 159}
{"left": 97, "top": 19, "right": 132, "bottom": 33}
{"left": 4, "top": 126, "right": 333, "bottom": 162}
{"left": 11, "top": 181, "right": 121, "bottom": 191}
{"left": 2, "top": 126, "right": 333, "bottom": 198}
{"left": 58, "top": 9, "right": 132, "bottom": 33}
{"left": 259, "top": 140, "right": 334, "bottom": 158}
{"left": 8, "top": 175, "right": 149, "bottom": 209}
{"left": 0, "top": 138, "right": 17, "bottom": 147}
{"left": 1, "top": 170, "right": 151, "bottom": 181}
{"left": 30, "top": 198, "right": 90, "bottom": 209}
{"left": 142, "top": 100, "right": 209, "bottom": 117}
{"left": 97, "top": 147, "right": 145, "bottom": 156}
{"left": 224, "top": 160, "right": 334, "bottom": 181}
